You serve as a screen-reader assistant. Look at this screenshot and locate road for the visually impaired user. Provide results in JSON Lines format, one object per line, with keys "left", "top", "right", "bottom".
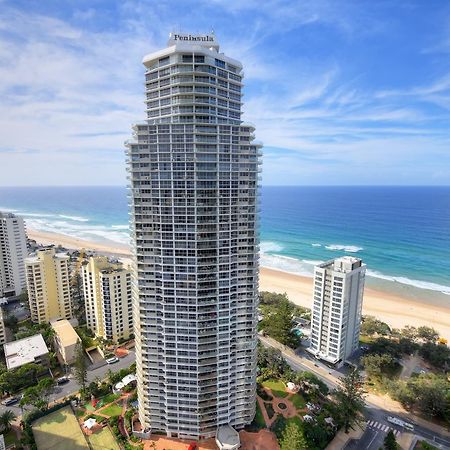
{"left": 259, "top": 335, "right": 450, "bottom": 450}
{"left": 0, "top": 350, "right": 136, "bottom": 418}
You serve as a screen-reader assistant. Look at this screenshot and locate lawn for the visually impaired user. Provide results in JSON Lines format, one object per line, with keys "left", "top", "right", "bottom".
{"left": 291, "top": 393, "right": 306, "bottom": 409}
{"left": 100, "top": 403, "right": 123, "bottom": 417}
{"left": 262, "top": 379, "right": 288, "bottom": 398}
{"left": 84, "top": 393, "right": 120, "bottom": 411}
{"left": 32, "top": 406, "right": 89, "bottom": 450}
{"left": 99, "top": 393, "right": 120, "bottom": 406}
{"left": 88, "top": 427, "right": 121, "bottom": 450}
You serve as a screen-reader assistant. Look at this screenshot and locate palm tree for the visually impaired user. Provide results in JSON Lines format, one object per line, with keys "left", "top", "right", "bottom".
{"left": 0, "top": 410, "right": 16, "bottom": 432}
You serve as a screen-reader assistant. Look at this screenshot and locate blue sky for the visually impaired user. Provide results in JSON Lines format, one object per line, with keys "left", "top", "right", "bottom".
{"left": 1, "top": 0, "right": 450, "bottom": 186}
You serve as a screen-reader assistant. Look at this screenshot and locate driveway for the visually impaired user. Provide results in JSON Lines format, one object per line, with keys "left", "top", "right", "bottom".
{"left": 0, "top": 350, "right": 136, "bottom": 418}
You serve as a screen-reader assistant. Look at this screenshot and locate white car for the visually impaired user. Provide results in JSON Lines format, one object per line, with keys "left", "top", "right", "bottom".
{"left": 106, "top": 357, "right": 119, "bottom": 364}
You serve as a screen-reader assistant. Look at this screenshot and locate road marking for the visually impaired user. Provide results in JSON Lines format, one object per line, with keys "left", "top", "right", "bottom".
{"left": 367, "top": 430, "right": 378, "bottom": 449}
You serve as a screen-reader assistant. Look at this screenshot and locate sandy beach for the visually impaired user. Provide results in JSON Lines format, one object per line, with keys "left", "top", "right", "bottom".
{"left": 28, "top": 228, "right": 450, "bottom": 339}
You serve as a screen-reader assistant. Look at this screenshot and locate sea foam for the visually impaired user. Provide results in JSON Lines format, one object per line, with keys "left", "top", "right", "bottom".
{"left": 325, "top": 244, "right": 363, "bottom": 253}
{"left": 260, "top": 241, "right": 284, "bottom": 253}
{"left": 59, "top": 214, "right": 90, "bottom": 222}
{"left": 367, "top": 270, "right": 450, "bottom": 296}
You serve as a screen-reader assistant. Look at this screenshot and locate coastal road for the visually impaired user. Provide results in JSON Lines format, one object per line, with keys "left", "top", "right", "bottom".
{"left": 259, "top": 335, "right": 450, "bottom": 450}
{"left": 0, "top": 350, "right": 136, "bottom": 419}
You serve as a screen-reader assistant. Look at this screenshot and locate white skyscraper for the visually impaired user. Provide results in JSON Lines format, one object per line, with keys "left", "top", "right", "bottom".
{"left": 0, "top": 212, "right": 28, "bottom": 298}
{"left": 126, "top": 33, "right": 262, "bottom": 441}
{"left": 308, "top": 256, "right": 366, "bottom": 367}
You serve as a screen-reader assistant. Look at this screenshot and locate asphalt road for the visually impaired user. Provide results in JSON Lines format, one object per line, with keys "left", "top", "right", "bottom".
{"left": 259, "top": 335, "right": 450, "bottom": 450}
{"left": 0, "top": 350, "right": 136, "bottom": 418}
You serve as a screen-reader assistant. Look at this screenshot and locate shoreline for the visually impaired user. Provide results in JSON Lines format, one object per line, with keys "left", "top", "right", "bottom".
{"left": 28, "top": 228, "right": 450, "bottom": 339}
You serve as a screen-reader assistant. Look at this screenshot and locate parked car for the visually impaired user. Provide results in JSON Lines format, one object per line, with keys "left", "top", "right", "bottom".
{"left": 57, "top": 376, "right": 70, "bottom": 385}
{"left": 106, "top": 357, "right": 119, "bottom": 364}
{"left": 1, "top": 396, "right": 19, "bottom": 406}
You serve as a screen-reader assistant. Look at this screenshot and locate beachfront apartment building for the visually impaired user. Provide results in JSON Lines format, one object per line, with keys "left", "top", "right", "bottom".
{"left": 0, "top": 212, "right": 28, "bottom": 298}
{"left": 25, "top": 248, "right": 73, "bottom": 324}
{"left": 308, "top": 256, "right": 366, "bottom": 367}
{"left": 126, "top": 32, "right": 262, "bottom": 441}
{"left": 82, "top": 256, "right": 133, "bottom": 343}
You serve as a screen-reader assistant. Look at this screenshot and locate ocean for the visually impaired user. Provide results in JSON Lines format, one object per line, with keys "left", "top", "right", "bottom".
{"left": 0, "top": 186, "right": 449, "bottom": 304}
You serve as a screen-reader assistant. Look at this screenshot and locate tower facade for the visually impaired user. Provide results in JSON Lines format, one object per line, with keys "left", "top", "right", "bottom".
{"left": 308, "top": 256, "right": 366, "bottom": 366}
{"left": 126, "top": 33, "right": 262, "bottom": 440}
{"left": 25, "top": 248, "right": 72, "bottom": 323}
{"left": 0, "top": 212, "right": 27, "bottom": 298}
{"left": 82, "top": 256, "right": 133, "bottom": 343}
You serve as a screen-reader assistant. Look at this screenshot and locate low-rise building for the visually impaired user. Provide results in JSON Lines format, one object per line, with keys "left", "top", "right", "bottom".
{"left": 4, "top": 334, "right": 49, "bottom": 370}
{"left": 51, "top": 319, "right": 81, "bottom": 366}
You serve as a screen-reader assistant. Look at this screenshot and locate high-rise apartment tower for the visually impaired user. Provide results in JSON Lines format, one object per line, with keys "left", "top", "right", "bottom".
{"left": 308, "top": 256, "right": 366, "bottom": 367}
{"left": 82, "top": 256, "right": 133, "bottom": 343}
{"left": 126, "top": 33, "right": 262, "bottom": 440}
{"left": 25, "top": 248, "right": 72, "bottom": 324}
{"left": 0, "top": 212, "right": 27, "bottom": 298}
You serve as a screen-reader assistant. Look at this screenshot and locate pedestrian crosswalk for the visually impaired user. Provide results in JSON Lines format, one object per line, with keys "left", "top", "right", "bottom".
{"left": 366, "top": 420, "right": 401, "bottom": 436}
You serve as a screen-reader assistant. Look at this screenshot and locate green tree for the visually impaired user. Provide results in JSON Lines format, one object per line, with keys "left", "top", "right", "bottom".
{"left": 389, "top": 374, "right": 450, "bottom": 420}
{"left": 417, "top": 326, "right": 439, "bottom": 343}
{"left": 419, "top": 343, "right": 450, "bottom": 371}
{"left": 3, "top": 314, "right": 19, "bottom": 333}
{"left": 73, "top": 341, "right": 88, "bottom": 389}
{"left": 360, "top": 316, "right": 391, "bottom": 336}
{"left": 399, "top": 326, "right": 418, "bottom": 342}
{"left": 259, "top": 296, "right": 299, "bottom": 348}
{"left": 38, "top": 377, "right": 56, "bottom": 408}
{"left": 384, "top": 429, "right": 398, "bottom": 449}
{"left": 294, "top": 371, "right": 329, "bottom": 396}
{"left": 368, "top": 337, "right": 402, "bottom": 358}
{"left": 0, "top": 410, "right": 16, "bottom": 433}
{"left": 0, "top": 362, "right": 42, "bottom": 394}
{"left": 361, "top": 353, "right": 397, "bottom": 379}
{"left": 19, "top": 377, "right": 55, "bottom": 411}
{"left": 333, "top": 368, "right": 366, "bottom": 433}
{"left": 257, "top": 345, "right": 289, "bottom": 380}
{"left": 280, "top": 422, "right": 307, "bottom": 450}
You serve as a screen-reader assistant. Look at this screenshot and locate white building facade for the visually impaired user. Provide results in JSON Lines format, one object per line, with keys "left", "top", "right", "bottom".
{"left": 82, "top": 257, "right": 133, "bottom": 343}
{"left": 308, "top": 256, "right": 366, "bottom": 367}
{"left": 126, "top": 33, "right": 262, "bottom": 440}
{"left": 0, "top": 212, "right": 27, "bottom": 298}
